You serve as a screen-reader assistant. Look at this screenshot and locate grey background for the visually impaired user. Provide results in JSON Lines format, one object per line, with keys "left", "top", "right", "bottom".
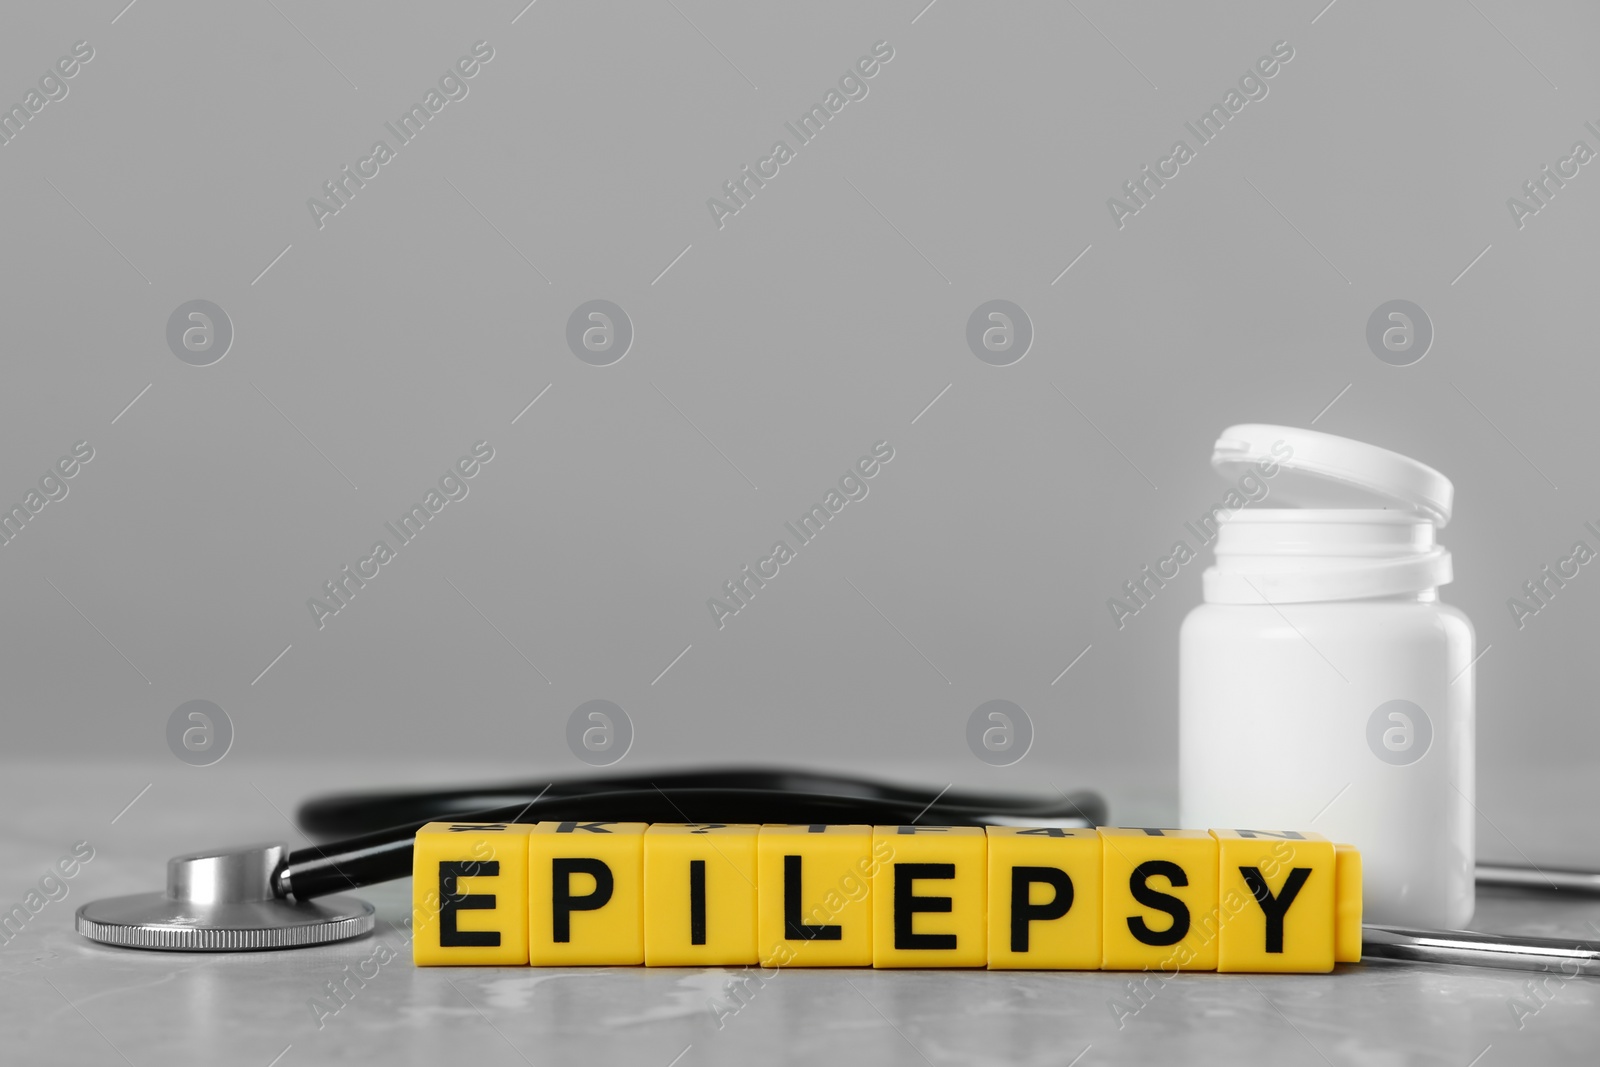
{"left": 4, "top": 1, "right": 1600, "bottom": 859}
{"left": 7, "top": 2, "right": 1600, "bottom": 1064}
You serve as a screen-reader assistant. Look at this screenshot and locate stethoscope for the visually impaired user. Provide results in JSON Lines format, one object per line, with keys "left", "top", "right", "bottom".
{"left": 74, "top": 768, "right": 1600, "bottom": 976}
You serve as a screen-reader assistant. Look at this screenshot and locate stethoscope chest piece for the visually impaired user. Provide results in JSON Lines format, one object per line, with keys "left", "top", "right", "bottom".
{"left": 75, "top": 843, "right": 375, "bottom": 952}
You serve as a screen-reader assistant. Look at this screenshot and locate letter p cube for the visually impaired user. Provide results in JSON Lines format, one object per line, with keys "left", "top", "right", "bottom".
{"left": 528, "top": 822, "right": 647, "bottom": 965}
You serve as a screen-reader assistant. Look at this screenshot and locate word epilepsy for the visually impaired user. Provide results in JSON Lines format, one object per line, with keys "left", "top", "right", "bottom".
{"left": 413, "top": 823, "right": 1361, "bottom": 973}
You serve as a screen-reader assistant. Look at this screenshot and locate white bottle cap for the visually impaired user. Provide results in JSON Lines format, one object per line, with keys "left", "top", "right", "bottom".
{"left": 1211, "top": 424, "right": 1453, "bottom": 527}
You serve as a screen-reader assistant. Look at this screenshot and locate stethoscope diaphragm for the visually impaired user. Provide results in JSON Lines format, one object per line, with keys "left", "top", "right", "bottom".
{"left": 75, "top": 843, "right": 374, "bottom": 952}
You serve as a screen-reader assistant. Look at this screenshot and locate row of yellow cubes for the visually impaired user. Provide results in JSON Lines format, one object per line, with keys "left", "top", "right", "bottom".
{"left": 412, "top": 823, "right": 1362, "bottom": 972}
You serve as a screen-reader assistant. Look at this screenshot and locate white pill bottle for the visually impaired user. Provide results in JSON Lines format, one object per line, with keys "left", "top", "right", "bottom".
{"left": 1179, "top": 424, "right": 1475, "bottom": 929}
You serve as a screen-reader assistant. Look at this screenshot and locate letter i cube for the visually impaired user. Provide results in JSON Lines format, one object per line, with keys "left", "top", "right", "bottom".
{"left": 643, "top": 825, "right": 759, "bottom": 966}
{"left": 871, "top": 826, "right": 987, "bottom": 968}
{"left": 528, "top": 821, "right": 648, "bottom": 965}
{"left": 1100, "top": 827, "right": 1219, "bottom": 972}
{"left": 985, "top": 826, "right": 1102, "bottom": 969}
{"left": 756, "top": 825, "right": 877, "bottom": 967}
{"left": 412, "top": 822, "right": 533, "bottom": 966}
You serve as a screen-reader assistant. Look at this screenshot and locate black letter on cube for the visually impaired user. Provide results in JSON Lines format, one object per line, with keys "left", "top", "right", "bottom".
{"left": 689, "top": 859, "right": 707, "bottom": 945}
{"left": 440, "top": 860, "right": 500, "bottom": 947}
{"left": 552, "top": 857, "right": 614, "bottom": 942}
{"left": 1239, "top": 866, "right": 1311, "bottom": 953}
{"left": 1127, "top": 860, "right": 1191, "bottom": 947}
{"left": 784, "top": 855, "right": 842, "bottom": 941}
{"left": 894, "top": 862, "right": 957, "bottom": 950}
{"left": 1010, "top": 866, "right": 1073, "bottom": 952}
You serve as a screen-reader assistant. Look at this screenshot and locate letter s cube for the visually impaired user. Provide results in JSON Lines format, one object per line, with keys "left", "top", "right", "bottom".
{"left": 1100, "top": 827, "right": 1219, "bottom": 972}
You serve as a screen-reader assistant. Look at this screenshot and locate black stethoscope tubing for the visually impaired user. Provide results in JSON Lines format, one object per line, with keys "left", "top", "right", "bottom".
{"left": 281, "top": 768, "right": 1108, "bottom": 900}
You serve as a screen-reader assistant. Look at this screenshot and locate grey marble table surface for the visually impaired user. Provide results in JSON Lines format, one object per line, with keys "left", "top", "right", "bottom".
{"left": 3, "top": 757, "right": 1598, "bottom": 1067}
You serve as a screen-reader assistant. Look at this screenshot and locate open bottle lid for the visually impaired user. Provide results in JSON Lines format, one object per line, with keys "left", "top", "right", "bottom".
{"left": 1211, "top": 424, "right": 1453, "bottom": 527}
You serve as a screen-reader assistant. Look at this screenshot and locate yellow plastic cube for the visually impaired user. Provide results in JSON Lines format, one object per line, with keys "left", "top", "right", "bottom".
{"left": 1335, "top": 843, "right": 1363, "bottom": 963}
{"left": 527, "top": 821, "right": 647, "bottom": 965}
{"left": 871, "top": 826, "right": 987, "bottom": 968}
{"left": 1100, "top": 827, "right": 1219, "bottom": 972}
{"left": 756, "top": 825, "right": 880, "bottom": 968}
{"left": 985, "top": 826, "right": 1102, "bottom": 969}
{"left": 1212, "top": 830, "right": 1337, "bottom": 973}
{"left": 643, "top": 824, "right": 759, "bottom": 966}
{"left": 412, "top": 822, "right": 533, "bottom": 966}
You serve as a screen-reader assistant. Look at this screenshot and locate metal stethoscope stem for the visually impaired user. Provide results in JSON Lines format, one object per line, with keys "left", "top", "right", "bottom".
{"left": 1475, "top": 861, "right": 1600, "bottom": 896}
{"left": 1362, "top": 924, "right": 1600, "bottom": 978}
{"left": 1358, "top": 863, "right": 1600, "bottom": 977}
